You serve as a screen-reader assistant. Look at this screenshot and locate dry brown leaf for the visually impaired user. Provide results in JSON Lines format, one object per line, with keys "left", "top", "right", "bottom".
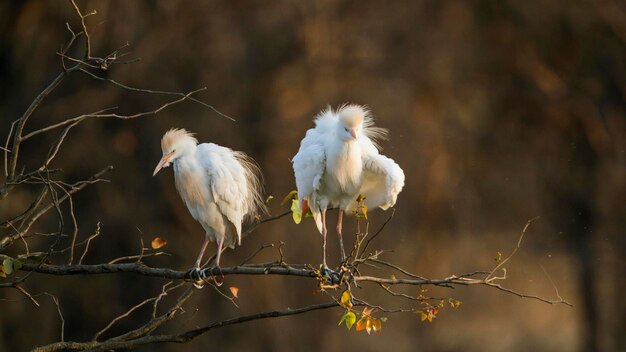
{"left": 151, "top": 237, "right": 167, "bottom": 249}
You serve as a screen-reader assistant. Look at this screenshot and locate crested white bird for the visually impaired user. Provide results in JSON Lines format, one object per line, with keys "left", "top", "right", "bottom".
{"left": 292, "top": 104, "right": 405, "bottom": 271}
{"left": 153, "top": 128, "right": 265, "bottom": 277}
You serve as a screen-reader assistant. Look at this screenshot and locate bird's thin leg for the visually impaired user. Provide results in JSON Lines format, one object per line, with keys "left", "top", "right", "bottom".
{"left": 190, "top": 234, "right": 211, "bottom": 288}
{"left": 321, "top": 208, "right": 328, "bottom": 269}
{"left": 320, "top": 208, "right": 338, "bottom": 283}
{"left": 336, "top": 209, "right": 346, "bottom": 262}
{"left": 194, "top": 234, "right": 211, "bottom": 270}
{"left": 215, "top": 235, "right": 225, "bottom": 268}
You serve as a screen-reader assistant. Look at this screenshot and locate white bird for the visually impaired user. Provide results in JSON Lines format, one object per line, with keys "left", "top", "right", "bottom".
{"left": 292, "top": 104, "right": 405, "bottom": 272}
{"left": 153, "top": 128, "right": 265, "bottom": 278}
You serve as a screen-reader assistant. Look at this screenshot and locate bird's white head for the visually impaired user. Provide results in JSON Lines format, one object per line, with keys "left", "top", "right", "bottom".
{"left": 337, "top": 104, "right": 367, "bottom": 142}
{"left": 153, "top": 128, "right": 198, "bottom": 176}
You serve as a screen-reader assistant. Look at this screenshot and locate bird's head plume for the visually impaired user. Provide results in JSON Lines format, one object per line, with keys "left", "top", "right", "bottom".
{"left": 336, "top": 104, "right": 388, "bottom": 146}
{"left": 336, "top": 104, "right": 366, "bottom": 141}
{"left": 338, "top": 104, "right": 366, "bottom": 129}
{"left": 153, "top": 128, "right": 198, "bottom": 175}
{"left": 161, "top": 128, "right": 198, "bottom": 153}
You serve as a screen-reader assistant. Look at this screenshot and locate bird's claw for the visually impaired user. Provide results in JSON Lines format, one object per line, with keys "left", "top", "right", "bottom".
{"left": 189, "top": 266, "right": 224, "bottom": 288}
{"left": 320, "top": 265, "right": 340, "bottom": 285}
{"left": 189, "top": 267, "right": 207, "bottom": 289}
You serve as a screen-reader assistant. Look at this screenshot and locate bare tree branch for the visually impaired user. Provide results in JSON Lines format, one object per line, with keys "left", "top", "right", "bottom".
{"left": 32, "top": 301, "right": 342, "bottom": 352}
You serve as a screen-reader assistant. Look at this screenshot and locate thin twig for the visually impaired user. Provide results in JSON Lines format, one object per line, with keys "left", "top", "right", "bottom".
{"left": 14, "top": 285, "right": 40, "bottom": 306}
{"left": 367, "top": 258, "right": 427, "bottom": 280}
{"left": 45, "top": 293, "right": 65, "bottom": 342}
{"left": 94, "top": 297, "right": 157, "bottom": 341}
{"left": 240, "top": 243, "right": 274, "bottom": 266}
{"left": 79, "top": 222, "right": 101, "bottom": 264}
{"left": 486, "top": 217, "right": 538, "bottom": 281}
{"left": 69, "top": 0, "right": 93, "bottom": 60}
{"left": 358, "top": 209, "right": 395, "bottom": 258}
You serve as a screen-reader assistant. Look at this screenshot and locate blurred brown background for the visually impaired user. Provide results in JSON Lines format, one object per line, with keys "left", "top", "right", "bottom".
{"left": 1, "top": 1, "right": 625, "bottom": 351}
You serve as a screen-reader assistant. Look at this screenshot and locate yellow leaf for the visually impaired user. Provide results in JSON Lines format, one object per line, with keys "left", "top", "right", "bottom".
{"left": 291, "top": 199, "right": 302, "bottom": 224}
{"left": 495, "top": 251, "right": 502, "bottom": 262}
{"left": 362, "top": 204, "right": 368, "bottom": 220}
{"left": 281, "top": 190, "right": 298, "bottom": 205}
{"left": 340, "top": 290, "right": 353, "bottom": 309}
{"left": 390, "top": 274, "right": 396, "bottom": 280}
{"left": 338, "top": 311, "right": 357, "bottom": 330}
{"left": 229, "top": 287, "right": 239, "bottom": 298}
{"left": 371, "top": 318, "right": 382, "bottom": 333}
{"left": 151, "top": 237, "right": 167, "bottom": 249}
{"left": 449, "top": 299, "right": 462, "bottom": 308}
{"left": 265, "top": 195, "right": 274, "bottom": 203}
{"left": 361, "top": 306, "right": 375, "bottom": 317}
{"left": 365, "top": 316, "right": 373, "bottom": 334}
{"left": 420, "top": 312, "right": 427, "bottom": 321}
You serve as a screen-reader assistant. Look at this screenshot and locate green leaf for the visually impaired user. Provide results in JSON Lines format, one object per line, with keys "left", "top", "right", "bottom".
{"left": 2, "top": 258, "right": 13, "bottom": 275}
{"left": 338, "top": 311, "right": 357, "bottom": 330}
{"left": 13, "top": 260, "right": 22, "bottom": 271}
{"left": 291, "top": 199, "right": 302, "bottom": 224}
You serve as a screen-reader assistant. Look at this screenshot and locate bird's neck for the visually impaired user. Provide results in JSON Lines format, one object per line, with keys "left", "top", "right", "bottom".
{"left": 172, "top": 153, "right": 209, "bottom": 208}
{"left": 333, "top": 139, "right": 358, "bottom": 155}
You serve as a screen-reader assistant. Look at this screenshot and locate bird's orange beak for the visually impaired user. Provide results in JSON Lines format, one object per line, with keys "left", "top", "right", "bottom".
{"left": 350, "top": 129, "right": 357, "bottom": 139}
{"left": 153, "top": 151, "right": 174, "bottom": 176}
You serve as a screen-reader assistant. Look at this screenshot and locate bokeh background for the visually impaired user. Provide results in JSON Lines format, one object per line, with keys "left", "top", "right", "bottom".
{"left": 1, "top": 1, "right": 625, "bottom": 351}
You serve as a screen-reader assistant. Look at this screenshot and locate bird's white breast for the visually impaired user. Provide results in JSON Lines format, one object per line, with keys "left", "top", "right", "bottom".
{"left": 324, "top": 141, "right": 363, "bottom": 206}
{"left": 173, "top": 157, "right": 212, "bottom": 220}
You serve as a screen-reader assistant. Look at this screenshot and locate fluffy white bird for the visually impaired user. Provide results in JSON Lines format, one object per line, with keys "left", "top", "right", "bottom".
{"left": 293, "top": 104, "right": 405, "bottom": 271}
{"left": 153, "top": 128, "right": 265, "bottom": 278}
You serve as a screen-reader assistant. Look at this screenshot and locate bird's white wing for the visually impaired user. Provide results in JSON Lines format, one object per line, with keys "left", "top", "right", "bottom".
{"left": 355, "top": 138, "right": 405, "bottom": 211}
{"left": 293, "top": 129, "right": 326, "bottom": 202}
{"left": 197, "top": 143, "right": 249, "bottom": 245}
{"left": 292, "top": 107, "right": 345, "bottom": 233}
{"left": 293, "top": 106, "right": 340, "bottom": 201}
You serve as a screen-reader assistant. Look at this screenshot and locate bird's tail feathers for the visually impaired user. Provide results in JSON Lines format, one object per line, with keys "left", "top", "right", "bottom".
{"left": 233, "top": 151, "right": 268, "bottom": 219}
{"left": 312, "top": 210, "right": 323, "bottom": 234}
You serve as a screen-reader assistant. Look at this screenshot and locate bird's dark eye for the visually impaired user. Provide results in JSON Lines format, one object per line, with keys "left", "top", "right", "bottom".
{"left": 344, "top": 127, "right": 349, "bottom": 132}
